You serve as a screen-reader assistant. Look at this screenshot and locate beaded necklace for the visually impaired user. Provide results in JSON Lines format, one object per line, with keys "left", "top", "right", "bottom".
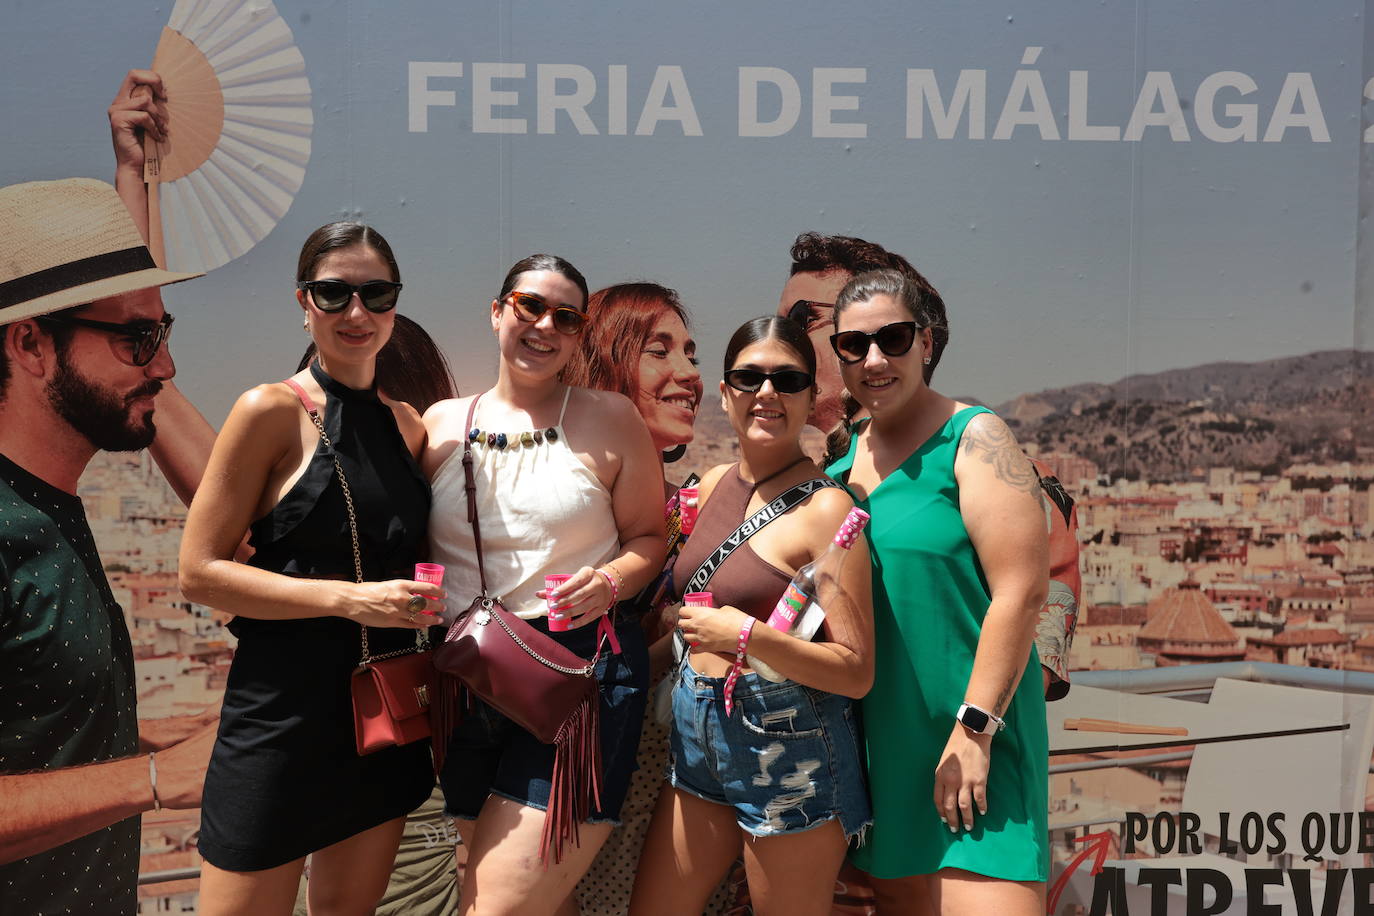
{"left": 466, "top": 425, "right": 559, "bottom": 450}
{"left": 466, "top": 386, "right": 567, "bottom": 450}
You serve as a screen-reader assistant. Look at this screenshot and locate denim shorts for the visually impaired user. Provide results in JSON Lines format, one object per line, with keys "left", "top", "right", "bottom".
{"left": 668, "top": 655, "right": 872, "bottom": 841}
{"left": 439, "top": 616, "right": 648, "bottom": 824}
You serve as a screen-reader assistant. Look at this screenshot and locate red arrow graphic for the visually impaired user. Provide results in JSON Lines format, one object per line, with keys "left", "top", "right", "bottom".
{"left": 1047, "top": 830, "right": 1115, "bottom": 915}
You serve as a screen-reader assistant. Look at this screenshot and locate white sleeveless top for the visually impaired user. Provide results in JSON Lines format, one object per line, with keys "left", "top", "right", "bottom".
{"left": 429, "top": 387, "right": 621, "bottom": 620}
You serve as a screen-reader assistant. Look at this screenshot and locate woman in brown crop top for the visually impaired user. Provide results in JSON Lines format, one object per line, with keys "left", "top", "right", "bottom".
{"left": 629, "top": 316, "right": 875, "bottom": 916}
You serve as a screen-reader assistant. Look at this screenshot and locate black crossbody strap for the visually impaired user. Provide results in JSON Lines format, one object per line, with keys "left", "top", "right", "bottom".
{"left": 683, "top": 476, "right": 842, "bottom": 595}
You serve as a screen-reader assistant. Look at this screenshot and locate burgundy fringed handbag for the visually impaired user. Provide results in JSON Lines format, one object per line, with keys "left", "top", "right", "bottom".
{"left": 432, "top": 395, "right": 610, "bottom": 864}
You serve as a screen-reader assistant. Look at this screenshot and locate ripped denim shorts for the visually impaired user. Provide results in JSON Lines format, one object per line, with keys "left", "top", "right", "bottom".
{"left": 667, "top": 654, "right": 872, "bottom": 841}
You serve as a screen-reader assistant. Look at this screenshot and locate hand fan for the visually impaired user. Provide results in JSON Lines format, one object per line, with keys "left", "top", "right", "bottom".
{"left": 143, "top": 0, "right": 312, "bottom": 272}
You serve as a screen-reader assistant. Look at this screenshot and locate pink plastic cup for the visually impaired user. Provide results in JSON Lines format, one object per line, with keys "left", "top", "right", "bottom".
{"left": 412, "top": 563, "right": 444, "bottom": 618}
{"left": 680, "top": 591, "right": 714, "bottom": 651}
{"left": 545, "top": 574, "right": 573, "bottom": 632}
{"left": 677, "top": 487, "right": 699, "bottom": 535}
{"left": 414, "top": 563, "right": 445, "bottom": 586}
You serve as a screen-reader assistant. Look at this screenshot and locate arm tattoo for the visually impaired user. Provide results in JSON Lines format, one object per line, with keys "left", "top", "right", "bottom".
{"left": 960, "top": 416, "right": 1041, "bottom": 496}
{"left": 993, "top": 678, "right": 1016, "bottom": 718}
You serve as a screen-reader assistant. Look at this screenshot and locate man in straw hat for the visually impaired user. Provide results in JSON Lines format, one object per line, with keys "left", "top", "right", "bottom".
{"left": 0, "top": 176, "right": 219, "bottom": 913}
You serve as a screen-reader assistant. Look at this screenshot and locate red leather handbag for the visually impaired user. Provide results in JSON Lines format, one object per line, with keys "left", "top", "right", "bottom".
{"left": 432, "top": 394, "right": 608, "bottom": 864}
{"left": 284, "top": 377, "right": 436, "bottom": 757}
{"left": 352, "top": 648, "right": 436, "bottom": 754}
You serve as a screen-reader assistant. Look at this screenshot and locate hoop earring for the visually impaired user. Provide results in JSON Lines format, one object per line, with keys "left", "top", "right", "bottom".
{"left": 662, "top": 444, "right": 687, "bottom": 464}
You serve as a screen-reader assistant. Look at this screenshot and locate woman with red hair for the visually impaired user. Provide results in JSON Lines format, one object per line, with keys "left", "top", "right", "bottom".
{"left": 563, "top": 283, "right": 728, "bottom": 914}
{"left": 563, "top": 282, "right": 702, "bottom": 471}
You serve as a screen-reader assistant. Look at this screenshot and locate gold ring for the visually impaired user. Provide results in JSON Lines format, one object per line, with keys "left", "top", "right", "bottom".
{"left": 406, "top": 595, "right": 427, "bottom": 614}
{"left": 407, "top": 611, "right": 417, "bottom": 624}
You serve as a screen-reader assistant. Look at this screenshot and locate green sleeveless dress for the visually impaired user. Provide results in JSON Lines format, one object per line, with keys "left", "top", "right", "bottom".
{"left": 827, "top": 407, "right": 1048, "bottom": 881}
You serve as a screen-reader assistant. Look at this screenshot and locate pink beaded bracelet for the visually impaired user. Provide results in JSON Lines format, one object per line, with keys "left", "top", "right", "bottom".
{"left": 723, "top": 617, "right": 755, "bottom": 716}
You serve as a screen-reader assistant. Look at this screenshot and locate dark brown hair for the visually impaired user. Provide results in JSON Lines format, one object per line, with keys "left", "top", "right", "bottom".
{"left": 497, "top": 254, "right": 588, "bottom": 308}
{"left": 296, "top": 222, "right": 401, "bottom": 284}
{"left": 723, "top": 315, "right": 817, "bottom": 378}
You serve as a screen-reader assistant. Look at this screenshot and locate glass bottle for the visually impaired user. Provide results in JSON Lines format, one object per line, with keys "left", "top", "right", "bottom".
{"left": 749, "top": 507, "right": 869, "bottom": 682}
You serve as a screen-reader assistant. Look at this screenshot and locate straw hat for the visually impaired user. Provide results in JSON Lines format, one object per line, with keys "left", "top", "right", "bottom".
{"left": 0, "top": 178, "right": 204, "bottom": 324}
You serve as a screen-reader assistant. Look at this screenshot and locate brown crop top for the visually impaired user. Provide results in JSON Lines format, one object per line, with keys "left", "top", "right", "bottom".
{"left": 674, "top": 464, "right": 798, "bottom": 621}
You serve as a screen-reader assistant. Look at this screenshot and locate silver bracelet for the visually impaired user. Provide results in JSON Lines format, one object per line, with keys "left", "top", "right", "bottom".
{"left": 148, "top": 752, "right": 161, "bottom": 812}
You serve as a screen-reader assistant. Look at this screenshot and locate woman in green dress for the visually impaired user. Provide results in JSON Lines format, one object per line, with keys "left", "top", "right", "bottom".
{"left": 824, "top": 269, "right": 1049, "bottom": 915}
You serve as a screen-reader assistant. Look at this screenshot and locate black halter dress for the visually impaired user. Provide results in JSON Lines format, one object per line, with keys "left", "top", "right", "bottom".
{"left": 198, "top": 363, "right": 434, "bottom": 871}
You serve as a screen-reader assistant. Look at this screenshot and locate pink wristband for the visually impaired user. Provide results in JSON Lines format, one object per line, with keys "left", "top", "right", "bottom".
{"left": 723, "top": 617, "right": 755, "bottom": 717}
{"left": 598, "top": 568, "right": 619, "bottom": 611}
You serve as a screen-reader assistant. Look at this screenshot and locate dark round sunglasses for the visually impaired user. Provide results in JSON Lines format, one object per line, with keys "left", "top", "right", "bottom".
{"left": 785, "top": 298, "right": 835, "bottom": 332}
{"left": 723, "top": 368, "right": 814, "bottom": 395}
{"left": 505, "top": 291, "right": 588, "bottom": 335}
{"left": 829, "top": 321, "right": 920, "bottom": 364}
{"left": 298, "top": 279, "right": 402, "bottom": 313}
{"left": 37, "top": 313, "right": 174, "bottom": 367}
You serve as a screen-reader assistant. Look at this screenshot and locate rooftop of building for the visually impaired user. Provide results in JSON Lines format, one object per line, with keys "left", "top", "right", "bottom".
{"left": 1138, "top": 582, "right": 1242, "bottom": 645}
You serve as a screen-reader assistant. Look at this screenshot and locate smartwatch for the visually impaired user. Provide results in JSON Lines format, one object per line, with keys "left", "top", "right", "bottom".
{"left": 956, "top": 702, "right": 1004, "bottom": 736}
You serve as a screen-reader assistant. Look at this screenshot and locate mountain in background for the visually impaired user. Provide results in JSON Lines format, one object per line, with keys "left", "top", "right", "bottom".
{"left": 998, "top": 349, "right": 1373, "bottom": 481}
{"left": 682, "top": 350, "right": 1371, "bottom": 482}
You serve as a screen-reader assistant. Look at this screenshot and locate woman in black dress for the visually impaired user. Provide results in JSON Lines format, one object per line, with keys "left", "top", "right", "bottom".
{"left": 180, "top": 223, "right": 442, "bottom": 914}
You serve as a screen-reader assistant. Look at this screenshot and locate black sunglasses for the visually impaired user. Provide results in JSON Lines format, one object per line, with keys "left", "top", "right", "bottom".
{"left": 298, "top": 279, "right": 402, "bottom": 313}
{"left": 505, "top": 291, "right": 588, "bottom": 335}
{"left": 785, "top": 298, "right": 835, "bottom": 332}
{"left": 830, "top": 321, "right": 921, "bottom": 364}
{"left": 723, "top": 368, "right": 814, "bottom": 395}
{"left": 37, "top": 313, "right": 174, "bottom": 367}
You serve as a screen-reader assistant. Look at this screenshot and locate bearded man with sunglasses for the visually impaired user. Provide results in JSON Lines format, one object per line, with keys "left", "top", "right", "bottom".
{"left": 0, "top": 176, "right": 221, "bottom": 913}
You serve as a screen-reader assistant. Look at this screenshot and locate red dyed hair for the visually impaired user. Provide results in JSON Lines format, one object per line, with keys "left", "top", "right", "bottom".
{"left": 563, "top": 282, "right": 688, "bottom": 402}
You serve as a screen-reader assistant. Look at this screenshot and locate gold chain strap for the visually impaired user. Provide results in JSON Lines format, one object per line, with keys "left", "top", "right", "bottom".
{"left": 303, "top": 404, "right": 426, "bottom": 668}
{"left": 473, "top": 597, "right": 600, "bottom": 677}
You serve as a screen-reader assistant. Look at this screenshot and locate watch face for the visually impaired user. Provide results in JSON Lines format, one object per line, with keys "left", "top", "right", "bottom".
{"left": 960, "top": 705, "right": 990, "bottom": 733}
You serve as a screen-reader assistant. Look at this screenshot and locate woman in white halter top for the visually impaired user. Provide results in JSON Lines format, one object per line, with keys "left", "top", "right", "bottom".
{"left": 420, "top": 255, "right": 666, "bottom": 915}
